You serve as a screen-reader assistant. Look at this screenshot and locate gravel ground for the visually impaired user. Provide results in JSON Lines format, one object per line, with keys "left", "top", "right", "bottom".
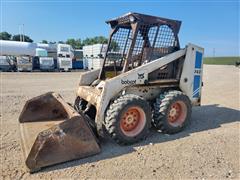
{"left": 1, "top": 65, "right": 239, "bottom": 179}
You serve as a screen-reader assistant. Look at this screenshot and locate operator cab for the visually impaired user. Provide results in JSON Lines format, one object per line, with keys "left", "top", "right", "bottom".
{"left": 99, "top": 12, "right": 182, "bottom": 80}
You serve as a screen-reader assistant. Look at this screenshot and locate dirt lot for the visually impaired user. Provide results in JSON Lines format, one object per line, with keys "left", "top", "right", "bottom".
{"left": 1, "top": 65, "right": 239, "bottom": 179}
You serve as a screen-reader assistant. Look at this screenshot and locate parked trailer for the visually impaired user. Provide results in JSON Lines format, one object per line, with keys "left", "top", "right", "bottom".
{"left": 57, "top": 44, "right": 73, "bottom": 71}
{"left": 87, "top": 57, "right": 104, "bottom": 70}
{"left": 72, "top": 49, "right": 84, "bottom": 70}
{"left": 0, "top": 40, "right": 36, "bottom": 56}
{"left": 74, "top": 49, "right": 83, "bottom": 60}
{"left": 35, "top": 48, "right": 55, "bottom": 71}
{"left": 0, "top": 40, "right": 74, "bottom": 72}
{"left": 83, "top": 58, "right": 88, "bottom": 70}
{"left": 57, "top": 57, "right": 72, "bottom": 71}
{"left": 39, "top": 57, "right": 55, "bottom": 71}
{"left": 0, "top": 56, "right": 12, "bottom": 71}
{"left": 83, "top": 44, "right": 107, "bottom": 70}
{"left": 83, "top": 44, "right": 107, "bottom": 58}
{"left": 72, "top": 60, "right": 83, "bottom": 69}
{"left": 17, "top": 56, "right": 32, "bottom": 72}
{"left": 32, "top": 55, "right": 39, "bottom": 71}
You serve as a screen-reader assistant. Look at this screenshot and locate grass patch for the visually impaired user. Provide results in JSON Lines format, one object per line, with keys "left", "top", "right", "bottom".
{"left": 203, "top": 57, "right": 240, "bottom": 65}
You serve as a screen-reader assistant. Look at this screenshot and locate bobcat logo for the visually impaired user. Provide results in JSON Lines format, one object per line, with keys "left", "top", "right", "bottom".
{"left": 138, "top": 73, "right": 145, "bottom": 79}
{"left": 121, "top": 79, "right": 136, "bottom": 85}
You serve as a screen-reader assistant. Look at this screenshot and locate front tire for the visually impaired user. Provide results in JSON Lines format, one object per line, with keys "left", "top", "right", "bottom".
{"left": 105, "top": 94, "right": 152, "bottom": 145}
{"left": 153, "top": 91, "right": 192, "bottom": 134}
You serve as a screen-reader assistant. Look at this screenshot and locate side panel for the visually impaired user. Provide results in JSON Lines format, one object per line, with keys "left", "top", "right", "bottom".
{"left": 179, "top": 43, "right": 204, "bottom": 105}
{"left": 193, "top": 75, "right": 201, "bottom": 98}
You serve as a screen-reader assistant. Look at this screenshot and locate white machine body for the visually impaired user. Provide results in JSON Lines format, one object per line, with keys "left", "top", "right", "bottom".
{"left": 77, "top": 43, "right": 204, "bottom": 129}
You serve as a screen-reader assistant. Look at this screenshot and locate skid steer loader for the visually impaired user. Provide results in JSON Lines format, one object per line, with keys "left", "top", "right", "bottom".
{"left": 19, "top": 12, "right": 204, "bottom": 172}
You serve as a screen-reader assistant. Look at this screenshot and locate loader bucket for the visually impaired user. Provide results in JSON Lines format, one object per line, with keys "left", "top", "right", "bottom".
{"left": 18, "top": 92, "right": 100, "bottom": 172}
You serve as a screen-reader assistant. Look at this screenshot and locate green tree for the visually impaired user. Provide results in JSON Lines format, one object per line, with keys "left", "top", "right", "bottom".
{"left": 0, "top": 31, "right": 12, "bottom": 40}
{"left": 94, "top": 36, "right": 108, "bottom": 44}
{"left": 66, "top": 38, "right": 76, "bottom": 48}
{"left": 12, "top": 34, "right": 33, "bottom": 42}
{"left": 58, "top": 40, "right": 65, "bottom": 44}
{"left": 41, "top": 40, "right": 48, "bottom": 44}
{"left": 66, "top": 38, "right": 82, "bottom": 49}
{"left": 82, "top": 38, "right": 92, "bottom": 45}
{"left": 82, "top": 36, "right": 108, "bottom": 46}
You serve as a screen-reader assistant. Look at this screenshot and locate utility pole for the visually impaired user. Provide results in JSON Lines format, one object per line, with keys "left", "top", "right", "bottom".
{"left": 18, "top": 24, "right": 25, "bottom": 42}
{"left": 22, "top": 24, "right": 25, "bottom": 42}
{"left": 18, "top": 25, "right": 22, "bottom": 42}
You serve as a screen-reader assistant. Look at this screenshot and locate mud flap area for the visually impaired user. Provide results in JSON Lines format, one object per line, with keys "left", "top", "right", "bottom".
{"left": 19, "top": 92, "right": 100, "bottom": 172}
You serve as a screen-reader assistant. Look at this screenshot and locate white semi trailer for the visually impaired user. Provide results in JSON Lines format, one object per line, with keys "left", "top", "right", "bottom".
{"left": 17, "top": 56, "right": 32, "bottom": 71}
{"left": 0, "top": 40, "right": 74, "bottom": 71}
{"left": 0, "top": 40, "right": 37, "bottom": 56}
{"left": 0, "top": 40, "right": 35, "bottom": 71}
{"left": 37, "top": 43, "right": 73, "bottom": 71}
{"left": 35, "top": 48, "right": 55, "bottom": 71}
{"left": 0, "top": 56, "right": 16, "bottom": 71}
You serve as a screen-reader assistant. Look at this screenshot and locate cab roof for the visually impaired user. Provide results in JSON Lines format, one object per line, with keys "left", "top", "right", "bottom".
{"left": 106, "top": 12, "right": 182, "bottom": 34}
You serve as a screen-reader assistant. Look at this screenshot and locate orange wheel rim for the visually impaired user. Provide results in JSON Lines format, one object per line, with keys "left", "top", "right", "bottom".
{"left": 120, "top": 106, "right": 146, "bottom": 137}
{"left": 167, "top": 101, "right": 187, "bottom": 127}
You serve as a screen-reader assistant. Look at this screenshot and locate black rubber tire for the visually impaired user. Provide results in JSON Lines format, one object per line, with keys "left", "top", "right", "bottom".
{"left": 153, "top": 90, "right": 192, "bottom": 134}
{"left": 105, "top": 94, "right": 152, "bottom": 145}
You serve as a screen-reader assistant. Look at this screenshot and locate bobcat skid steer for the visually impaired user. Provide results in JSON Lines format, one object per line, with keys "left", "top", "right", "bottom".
{"left": 19, "top": 12, "right": 204, "bottom": 172}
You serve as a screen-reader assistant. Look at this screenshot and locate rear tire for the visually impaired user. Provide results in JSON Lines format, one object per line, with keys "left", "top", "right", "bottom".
{"left": 105, "top": 94, "right": 152, "bottom": 145}
{"left": 153, "top": 91, "right": 192, "bottom": 134}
